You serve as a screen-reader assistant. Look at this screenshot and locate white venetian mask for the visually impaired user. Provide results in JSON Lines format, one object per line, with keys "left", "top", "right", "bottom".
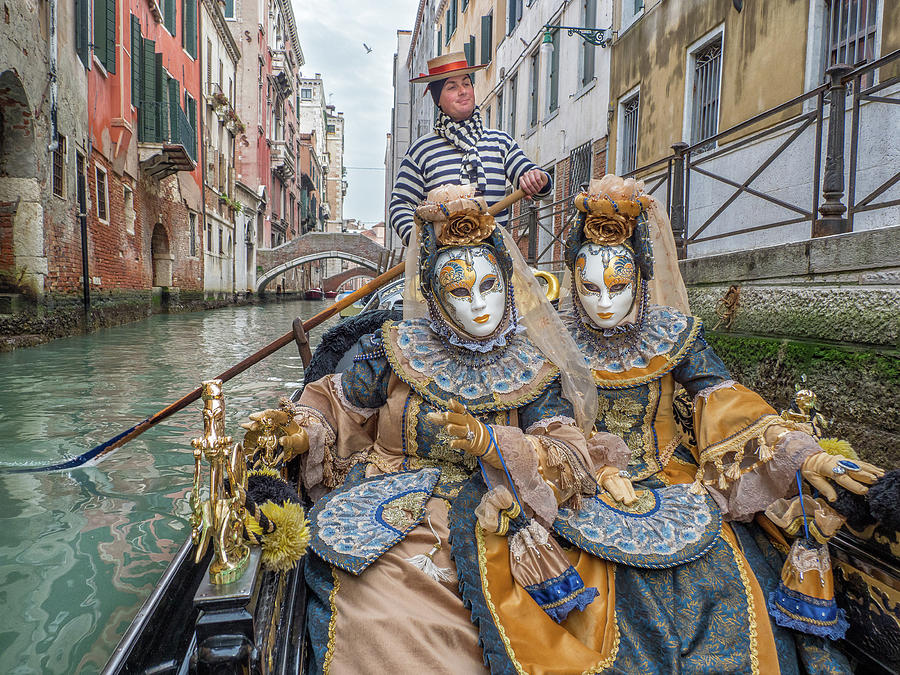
{"left": 574, "top": 243, "right": 638, "bottom": 329}
{"left": 433, "top": 245, "right": 507, "bottom": 338}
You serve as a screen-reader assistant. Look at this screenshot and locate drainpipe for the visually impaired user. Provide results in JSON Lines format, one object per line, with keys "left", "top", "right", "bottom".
{"left": 197, "top": 0, "right": 209, "bottom": 304}
{"left": 47, "top": 0, "right": 58, "bottom": 153}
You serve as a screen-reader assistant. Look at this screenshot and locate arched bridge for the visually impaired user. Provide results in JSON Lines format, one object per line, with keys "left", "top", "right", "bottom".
{"left": 322, "top": 267, "right": 376, "bottom": 293}
{"left": 256, "top": 232, "right": 393, "bottom": 293}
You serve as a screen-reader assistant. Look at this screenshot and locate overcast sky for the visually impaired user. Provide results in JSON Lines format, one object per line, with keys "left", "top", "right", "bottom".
{"left": 293, "top": 0, "right": 420, "bottom": 226}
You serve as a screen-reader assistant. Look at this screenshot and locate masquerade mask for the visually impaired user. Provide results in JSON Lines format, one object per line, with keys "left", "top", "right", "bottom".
{"left": 574, "top": 243, "right": 638, "bottom": 329}
{"left": 432, "top": 245, "right": 507, "bottom": 338}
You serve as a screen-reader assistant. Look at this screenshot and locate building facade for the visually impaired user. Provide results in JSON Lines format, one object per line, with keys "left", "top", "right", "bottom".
{"left": 384, "top": 29, "right": 412, "bottom": 252}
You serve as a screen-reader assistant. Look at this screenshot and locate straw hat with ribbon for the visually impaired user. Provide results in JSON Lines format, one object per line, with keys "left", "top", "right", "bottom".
{"left": 410, "top": 52, "right": 486, "bottom": 83}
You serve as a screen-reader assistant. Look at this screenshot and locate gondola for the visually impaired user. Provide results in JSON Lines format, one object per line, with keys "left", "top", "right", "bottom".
{"left": 100, "top": 288, "right": 900, "bottom": 675}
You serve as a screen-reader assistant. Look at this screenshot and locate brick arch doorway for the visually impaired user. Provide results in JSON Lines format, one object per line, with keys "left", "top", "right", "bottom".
{"left": 151, "top": 223, "right": 174, "bottom": 287}
{"left": 0, "top": 69, "right": 43, "bottom": 295}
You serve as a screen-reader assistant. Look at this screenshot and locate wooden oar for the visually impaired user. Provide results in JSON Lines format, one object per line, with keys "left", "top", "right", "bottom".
{"left": 8, "top": 188, "right": 528, "bottom": 474}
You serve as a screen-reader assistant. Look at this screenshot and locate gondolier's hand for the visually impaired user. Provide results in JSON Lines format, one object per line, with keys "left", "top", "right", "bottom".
{"left": 242, "top": 409, "right": 310, "bottom": 457}
{"left": 596, "top": 465, "right": 638, "bottom": 505}
{"left": 519, "top": 168, "right": 548, "bottom": 198}
{"left": 801, "top": 450, "right": 883, "bottom": 502}
{"left": 427, "top": 399, "right": 501, "bottom": 468}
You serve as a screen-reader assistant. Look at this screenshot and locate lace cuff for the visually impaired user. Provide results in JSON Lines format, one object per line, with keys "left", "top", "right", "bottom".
{"left": 524, "top": 415, "right": 576, "bottom": 435}
{"left": 694, "top": 379, "right": 737, "bottom": 402}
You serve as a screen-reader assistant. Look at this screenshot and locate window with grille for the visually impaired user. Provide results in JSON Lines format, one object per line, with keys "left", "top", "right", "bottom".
{"left": 690, "top": 38, "right": 722, "bottom": 150}
{"left": 825, "top": 0, "right": 877, "bottom": 87}
{"left": 95, "top": 166, "right": 109, "bottom": 221}
{"left": 529, "top": 53, "right": 539, "bottom": 128}
{"left": 620, "top": 93, "right": 639, "bottom": 173}
{"left": 568, "top": 141, "right": 592, "bottom": 196}
{"left": 52, "top": 134, "right": 66, "bottom": 197}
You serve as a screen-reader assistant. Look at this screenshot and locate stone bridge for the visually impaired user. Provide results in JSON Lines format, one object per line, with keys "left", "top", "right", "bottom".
{"left": 322, "top": 267, "right": 376, "bottom": 293}
{"left": 255, "top": 232, "right": 392, "bottom": 292}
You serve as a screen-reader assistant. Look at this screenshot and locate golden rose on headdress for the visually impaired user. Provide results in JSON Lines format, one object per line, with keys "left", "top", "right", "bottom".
{"left": 438, "top": 211, "right": 496, "bottom": 246}
{"left": 583, "top": 212, "right": 634, "bottom": 246}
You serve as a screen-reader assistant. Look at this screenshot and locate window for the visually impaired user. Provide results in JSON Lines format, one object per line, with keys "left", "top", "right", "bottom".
{"left": 52, "top": 134, "right": 66, "bottom": 197}
{"left": 569, "top": 141, "right": 593, "bottom": 195}
{"left": 218, "top": 227, "right": 224, "bottom": 254}
{"left": 95, "top": 166, "right": 109, "bottom": 221}
{"left": 327, "top": 124, "right": 336, "bottom": 133}
{"left": 690, "top": 37, "right": 723, "bottom": 149}
{"left": 446, "top": 0, "right": 457, "bottom": 41}
{"left": 437, "top": 28, "right": 442, "bottom": 56}
{"left": 75, "top": 0, "right": 90, "bottom": 67}
{"left": 183, "top": 0, "right": 197, "bottom": 57}
{"left": 825, "top": 0, "right": 878, "bottom": 87}
{"left": 507, "top": 0, "right": 523, "bottom": 35}
{"left": 580, "top": 0, "right": 596, "bottom": 87}
{"left": 485, "top": 105, "right": 491, "bottom": 128}
{"left": 547, "top": 29, "right": 560, "bottom": 113}
{"left": 93, "top": 0, "right": 116, "bottom": 73}
{"left": 162, "top": 0, "right": 176, "bottom": 34}
{"left": 189, "top": 212, "right": 197, "bottom": 256}
{"left": 619, "top": 91, "right": 640, "bottom": 173}
{"left": 508, "top": 74, "right": 518, "bottom": 137}
{"left": 528, "top": 53, "right": 540, "bottom": 128}
{"left": 497, "top": 92, "right": 504, "bottom": 131}
{"left": 223, "top": 0, "right": 234, "bottom": 19}
{"left": 206, "top": 219, "right": 213, "bottom": 252}
{"left": 480, "top": 12, "right": 493, "bottom": 65}
{"left": 621, "top": 0, "right": 644, "bottom": 33}
{"left": 301, "top": 88, "right": 312, "bottom": 100}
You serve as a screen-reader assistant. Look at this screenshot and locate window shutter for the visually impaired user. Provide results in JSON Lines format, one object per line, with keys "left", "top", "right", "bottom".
{"left": 131, "top": 15, "right": 141, "bottom": 108}
{"left": 480, "top": 14, "right": 492, "bottom": 65}
{"left": 140, "top": 38, "right": 157, "bottom": 140}
{"left": 183, "top": 0, "right": 197, "bottom": 57}
{"left": 164, "top": 0, "right": 176, "bottom": 35}
{"left": 437, "top": 29, "right": 442, "bottom": 56}
{"left": 463, "top": 41, "right": 472, "bottom": 65}
{"left": 168, "top": 76, "right": 180, "bottom": 142}
{"left": 93, "top": 0, "right": 106, "bottom": 68}
{"left": 549, "top": 31, "right": 559, "bottom": 111}
{"left": 75, "top": 0, "right": 89, "bottom": 67}
{"left": 105, "top": 0, "right": 117, "bottom": 73}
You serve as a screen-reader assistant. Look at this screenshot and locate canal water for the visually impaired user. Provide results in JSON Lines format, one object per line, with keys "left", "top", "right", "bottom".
{"left": 0, "top": 299, "right": 335, "bottom": 674}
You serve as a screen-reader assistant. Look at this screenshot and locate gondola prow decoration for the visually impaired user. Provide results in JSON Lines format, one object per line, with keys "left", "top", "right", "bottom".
{"left": 190, "top": 379, "right": 251, "bottom": 584}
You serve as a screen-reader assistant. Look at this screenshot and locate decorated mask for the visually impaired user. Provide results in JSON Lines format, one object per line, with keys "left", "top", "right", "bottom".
{"left": 574, "top": 243, "right": 638, "bottom": 329}
{"left": 432, "top": 244, "right": 507, "bottom": 338}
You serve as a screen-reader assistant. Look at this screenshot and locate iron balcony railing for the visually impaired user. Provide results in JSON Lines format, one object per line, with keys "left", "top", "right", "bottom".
{"left": 138, "top": 101, "right": 197, "bottom": 162}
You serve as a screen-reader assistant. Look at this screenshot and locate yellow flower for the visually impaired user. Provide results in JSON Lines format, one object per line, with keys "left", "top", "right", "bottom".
{"left": 583, "top": 213, "right": 635, "bottom": 246}
{"left": 438, "top": 211, "right": 496, "bottom": 246}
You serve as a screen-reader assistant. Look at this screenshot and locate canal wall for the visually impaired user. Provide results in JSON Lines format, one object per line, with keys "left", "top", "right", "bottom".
{"left": 681, "top": 225, "right": 900, "bottom": 469}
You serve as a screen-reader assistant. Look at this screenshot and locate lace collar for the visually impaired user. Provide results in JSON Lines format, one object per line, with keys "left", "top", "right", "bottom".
{"left": 383, "top": 318, "right": 558, "bottom": 410}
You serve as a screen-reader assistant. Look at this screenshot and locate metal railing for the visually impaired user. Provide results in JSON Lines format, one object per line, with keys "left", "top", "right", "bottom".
{"left": 138, "top": 101, "right": 197, "bottom": 162}
{"left": 510, "top": 49, "right": 899, "bottom": 260}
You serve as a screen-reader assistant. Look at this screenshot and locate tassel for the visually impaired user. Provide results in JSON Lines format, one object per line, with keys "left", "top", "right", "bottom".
{"left": 405, "top": 510, "right": 454, "bottom": 583}
{"left": 689, "top": 478, "right": 706, "bottom": 495}
{"left": 717, "top": 473, "right": 729, "bottom": 490}
{"left": 725, "top": 462, "right": 742, "bottom": 481}
{"left": 757, "top": 442, "right": 775, "bottom": 462}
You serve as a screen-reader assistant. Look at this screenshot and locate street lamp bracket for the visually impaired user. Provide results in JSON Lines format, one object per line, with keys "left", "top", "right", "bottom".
{"left": 543, "top": 24, "right": 614, "bottom": 48}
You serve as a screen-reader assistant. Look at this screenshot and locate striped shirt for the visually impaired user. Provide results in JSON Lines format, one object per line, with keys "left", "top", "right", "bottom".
{"left": 389, "top": 128, "right": 552, "bottom": 245}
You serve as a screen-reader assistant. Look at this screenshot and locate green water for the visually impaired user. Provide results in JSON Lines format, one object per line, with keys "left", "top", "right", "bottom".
{"left": 0, "top": 300, "right": 334, "bottom": 674}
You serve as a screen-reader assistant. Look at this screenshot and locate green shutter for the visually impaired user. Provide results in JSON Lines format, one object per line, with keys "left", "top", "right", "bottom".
{"left": 223, "top": 0, "right": 234, "bottom": 18}
{"left": 549, "top": 31, "right": 559, "bottom": 111}
{"left": 140, "top": 38, "right": 158, "bottom": 140}
{"left": 164, "top": 0, "right": 176, "bottom": 35}
{"left": 93, "top": 0, "right": 106, "bottom": 68}
{"left": 75, "top": 0, "right": 89, "bottom": 67}
{"left": 168, "top": 76, "right": 179, "bottom": 142}
{"left": 186, "top": 95, "right": 197, "bottom": 160}
{"left": 437, "top": 29, "right": 442, "bottom": 56}
{"left": 105, "top": 0, "right": 116, "bottom": 73}
{"left": 183, "top": 0, "right": 197, "bottom": 57}
{"left": 131, "top": 15, "right": 141, "bottom": 107}
{"left": 480, "top": 14, "right": 492, "bottom": 65}
{"left": 463, "top": 41, "right": 472, "bottom": 65}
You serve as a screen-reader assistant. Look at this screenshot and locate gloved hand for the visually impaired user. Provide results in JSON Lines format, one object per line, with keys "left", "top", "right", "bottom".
{"left": 427, "top": 399, "right": 500, "bottom": 468}
{"left": 241, "top": 408, "right": 309, "bottom": 458}
{"left": 596, "top": 465, "right": 638, "bottom": 505}
{"left": 801, "top": 451, "right": 883, "bottom": 502}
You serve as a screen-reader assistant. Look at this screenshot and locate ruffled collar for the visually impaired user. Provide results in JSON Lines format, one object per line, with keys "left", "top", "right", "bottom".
{"left": 383, "top": 318, "right": 557, "bottom": 409}
{"left": 563, "top": 304, "right": 693, "bottom": 376}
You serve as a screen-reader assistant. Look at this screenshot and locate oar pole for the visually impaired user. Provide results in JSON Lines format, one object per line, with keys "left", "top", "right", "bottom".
{"left": 11, "top": 189, "right": 532, "bottom": 473}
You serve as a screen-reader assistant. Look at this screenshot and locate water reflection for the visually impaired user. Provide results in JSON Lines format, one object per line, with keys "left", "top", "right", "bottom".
{"left": 0, "top": 300, "right": 333, "bottom": 673}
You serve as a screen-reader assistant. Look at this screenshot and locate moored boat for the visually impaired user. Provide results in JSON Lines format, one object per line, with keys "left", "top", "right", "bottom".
{"left": 303, "top": 287, "right": 324, "bottom": 300}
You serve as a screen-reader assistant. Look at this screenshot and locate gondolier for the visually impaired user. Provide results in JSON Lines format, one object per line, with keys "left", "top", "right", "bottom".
{"left": 389, "top": 52, "right": 552, "bottom": 245}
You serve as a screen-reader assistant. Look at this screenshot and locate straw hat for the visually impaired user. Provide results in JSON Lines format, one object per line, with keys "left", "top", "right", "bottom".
{"left": 410, "top": 52, "right": 486, "bottom": 83}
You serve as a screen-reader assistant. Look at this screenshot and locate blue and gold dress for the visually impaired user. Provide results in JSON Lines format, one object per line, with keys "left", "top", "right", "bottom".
{"left": 295, "top": 318, "right": 603, "bottom": 674}
{"left": 555, "top": 303, "right": 853, "bottom": 675}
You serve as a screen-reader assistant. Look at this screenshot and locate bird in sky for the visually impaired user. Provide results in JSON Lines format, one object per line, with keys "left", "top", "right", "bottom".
{"left": 363, "top": 43, "right": 373, "bottom": 54}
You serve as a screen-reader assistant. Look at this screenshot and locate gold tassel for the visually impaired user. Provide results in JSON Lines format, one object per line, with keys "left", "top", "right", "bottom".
{"left": 689, "top": 477, "right": 706, "bottom": 495}
{"left": 717, "top": 473, "right": 729, "bottom": 490}
{"left": 757, "top": 442, "right": 775, "bottom": 462}
{"left": 725, "top": 462, "right": 742, "bottom": 481}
